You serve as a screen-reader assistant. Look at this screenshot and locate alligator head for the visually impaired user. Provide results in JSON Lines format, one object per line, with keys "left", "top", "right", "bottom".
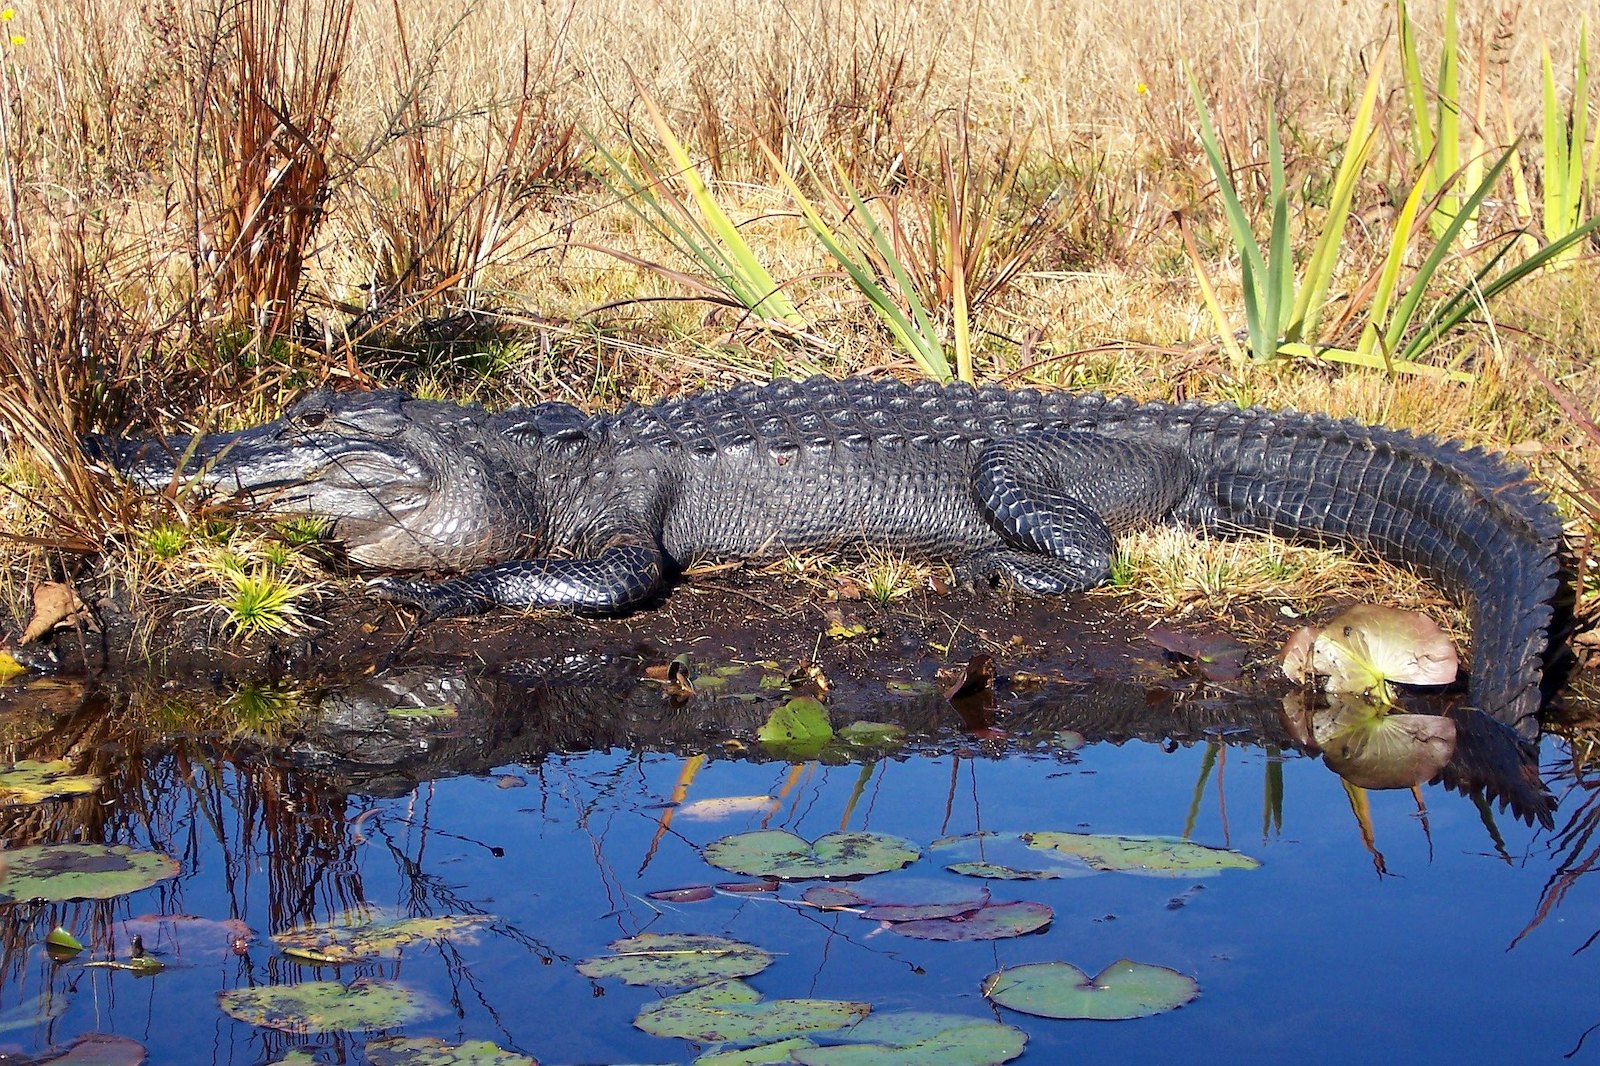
{"left": 95, "top": 389, "right": 545, "bottom": 572}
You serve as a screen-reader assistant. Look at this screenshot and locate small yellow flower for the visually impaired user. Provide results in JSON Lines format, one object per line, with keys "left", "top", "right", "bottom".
{"left": 1135, "top": 82, "right": 1149, "bottom": 95}
{"left": 8, "top": 33, "right": 22, "bottom": 46}
{"left": 0, "top": 9, "right": 14, "bottom": 21}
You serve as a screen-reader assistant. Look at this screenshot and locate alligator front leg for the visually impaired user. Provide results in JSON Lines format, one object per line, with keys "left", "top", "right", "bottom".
{"left": 372, "top": 543, "right": 666, "bottom": 618}
{"left": 965, "top": 430, "right": 1196, "bottom": 593}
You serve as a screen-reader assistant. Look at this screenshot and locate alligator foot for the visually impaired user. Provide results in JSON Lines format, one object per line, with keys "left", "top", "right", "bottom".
{"left": 955, "top": 548, "right": 1109, "bottom": 595}
{"left": 368, "top": 576, "right": 495, "bottom": 620}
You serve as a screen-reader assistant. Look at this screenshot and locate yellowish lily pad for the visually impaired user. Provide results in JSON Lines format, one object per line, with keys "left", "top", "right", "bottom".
{"left": 0, "top": 760, "right": 101, "bottom": 805}
{"left": 0, "top": 845, "right": 179, "bottom": 902}
{"left": 577, "top": 933, "right": 773, "bottom": 988}
{"left": 218, "top": 978, "right": 439, "bottom": 1033}
{"left": 274, "top": 913, "right": 490, "bottom": 964}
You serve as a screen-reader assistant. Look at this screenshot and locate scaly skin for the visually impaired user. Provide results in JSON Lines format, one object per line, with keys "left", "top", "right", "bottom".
{"left": 100, "top": 375, "right": 1563, "bottom": 741}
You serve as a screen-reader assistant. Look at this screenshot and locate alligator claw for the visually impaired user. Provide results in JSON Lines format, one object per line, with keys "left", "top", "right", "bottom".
{"left": 367, "top": 576, "right": 441, "bottom": 612}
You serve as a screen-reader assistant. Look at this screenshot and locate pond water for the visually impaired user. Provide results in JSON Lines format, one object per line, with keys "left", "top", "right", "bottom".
{"left": 0, "top": 644, "right": 1595, "bottom": 1065}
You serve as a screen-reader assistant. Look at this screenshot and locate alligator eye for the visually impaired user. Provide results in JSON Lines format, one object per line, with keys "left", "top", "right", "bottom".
{"left": 298, "top": 409, "right": 328, "bottom": 429}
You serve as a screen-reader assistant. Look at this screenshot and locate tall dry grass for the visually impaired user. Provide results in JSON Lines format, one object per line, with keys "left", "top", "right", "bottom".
{"left": 0, "top": 0, "right": 1595, "bottom": 618}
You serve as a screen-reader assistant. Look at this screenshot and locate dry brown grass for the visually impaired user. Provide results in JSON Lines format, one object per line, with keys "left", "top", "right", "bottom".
{"left": 0, "top": 0, "right": 1597, "bottom": 624}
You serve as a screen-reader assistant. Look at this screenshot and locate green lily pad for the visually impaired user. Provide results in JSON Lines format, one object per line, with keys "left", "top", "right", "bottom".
{"left": 833, "top": 722, "right": 906, "bottom": 753}
{"left": 368, "top": 1036, "right": 536, "bottom": 1065}
{"left": 1281, "top": 605, "right": 1458, "bottom": 698}
{"left": 274, "top": 914, "right": 490, "bottom": 964}
{"left": 758, "top": 697, "right": 834, "bottom": 756}
{"left": 695, "top": 1038, "right": 817, "bottom": 1064}
{"left": 802, "top": 879, "right": 990, "bottom": 921}
{"left": 218, "top": 978, "right": 439, "bottom": 1033}
{"left": 635, "top": 979, "right": 870, "bottom": 1043}
{"left": 704, "top": 830, "right": 920, "bottom": 881}
{"left": 386, "top": 703, "right": 459, "bottom": 720}
{"left": 888, "top": 900, "right": 1052, "bottom": 941}
{"left": 1022, "top": 832, "right": 1260, "bottom": 877}
{"left": 983, "top": 960, "right": 1198, "bottom": 1020}
{"left": 0, "top": 845, "right": 179, "bottom": 902}
{"left": 796, "top": 1011, "right": 1026, "bottom": 1065}
{"left": 577, "top": 933, "right": 773, "bottom": 988}
{"left": 930, "top": 832, "right": 1089, "bottom": 881}
{"left": 0, "top": 760, "right": 101, "bottom": 805}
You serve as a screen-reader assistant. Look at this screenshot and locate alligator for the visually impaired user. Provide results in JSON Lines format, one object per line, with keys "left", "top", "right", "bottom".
{"left": 98, "top": 375, "right": 1563, "bottom": 741}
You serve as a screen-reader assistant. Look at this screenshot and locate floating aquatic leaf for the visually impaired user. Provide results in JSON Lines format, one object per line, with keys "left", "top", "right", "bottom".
{"left": 758, "top": 697, "right": 834, "bottom": 756}
{"left": 386, "top": 703, "right": 458, "bottom": 720}
{"left": 1022, "top": 832, "right": 1259, "bottom": 877}
{"left": 0, "top": 650, "right": 26, "bottom": 682}
{"left": 802, "top": 879, "right": 990, "bottom": 921}
{"left": 636, "top": 979, "right": 869, "bottom": 1043}
{"left": 219, "top": 979, "right": 439, "bottom": 1034}
{"left": 930, "top": 832, "right": 1088, "bottom": 881}
{"left": 1282, "top": 605, "right": 1457, "bottom": 697}
{"left": 1310, "top": 696, "right": 1458, "bottom": 790}
{"left": 46, "top": 926, "right": 84, "bottom": 956}
{"left": 1050, "top": 730, "right": 1086, "bottom": 752}
{"left": 1146, "top": 626, "right": 1250, "bottom": 682}
{"left": 0, "top": 760, "right": 101, "bottom": 805}
{"left": 694, "top": 1037, "right": 816, "bottom": 1064}
{"left": 367, "top": 1035, "right": 537, "bottom": 1065}
{"left": 0, "top": 845, "right": 179, "bottom": 902}
{"left": 833, "top": 721, "right": 906, "bottom": 752}
{"left": 35, "top": 1033, "right": 148, "bottom": 1065}
{"left": 888, "top": 900, "right": 1052, "bottom": 941}
{"left": 704, "top": 830, "right": 920, "bottom": 880}
{"left": 983, "top": 959, "right": 1198, "bottom": 1020}
{"left": 795, "top": 1011, "right": 1026, "bottom": 1065}
{"left": 274, "top": 1053, "right": 321, "bottom": 1065}
{"left": 648, "top": 885, "right": 717, "bottom": 904}
{"left": 274, "top": 914, "right": 490, "bottom": 964}
{"left": 118, "top": 914, "right": 254, "bottom": 961}
{"left": 677, "top": 796, "right": 777, "bottom": 820}
{"left": 577, "top": 933, "right": 773, "bottom": 988}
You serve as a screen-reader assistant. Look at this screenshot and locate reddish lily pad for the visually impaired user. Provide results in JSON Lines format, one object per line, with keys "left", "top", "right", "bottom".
{"left": 983, "top": 959, "right": 1198, "bottom": 1020}
{"left": 34, "top": 1034, "right": 148, "bottom": 1065}
{"left": 0, "top": 845, "right": 179, "bottom": 902}
{"left": 1146, "top": 626, "right": 1250, "bottom": 682}
{"left": 118, "top": 915, "right": 254, "bottom": 962}
{"left": 796, "top": 1011, "right": 1026, "bottom": 1065}
{"left": 703, "top": 830, "right": 920, "bottom": 881}
{"left": 218, "top": 978, "right": 439, "bottom": 1033}
{"left": 1021, "top": 832, "right": 1259, "bottom": 877}
{"left": 887, "top": 900, "right": 1052, "bottom": 941}
{"left": 577, "top": 933, "right": 773, "bottom": 988}
{"left": 802, "top": 879, "right": 991, "bottom": 921}
{"left": 633, "top": 979, "right": 869, "bottom": 1043}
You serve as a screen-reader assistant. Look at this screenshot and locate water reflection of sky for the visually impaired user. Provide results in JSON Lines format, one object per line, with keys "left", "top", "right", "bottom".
{"left": 1, "top": 728, "right": 1593, "bottom": 1064}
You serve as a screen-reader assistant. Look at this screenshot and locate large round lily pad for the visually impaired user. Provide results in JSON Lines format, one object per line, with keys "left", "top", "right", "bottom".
{"left": 704, "top": 830, "right": 920, "bottom": 881}
{"left": 367, "top": 1036, "right": 536, "bottom": 1065}
{"left": 0, "top": 760, "right": 101, "bottom": 805}
{"left": 273, "top": 914, "right": 490, "bottom": 964}
{"left": 0, "top": 845, "right": 179, "bottom": 902}
{"left": 930, "top": 832, "right": 1090, "bottom": 881}
{"left": 694, "top": 1037, "right": 816, "bottom": 1065}
{"left": 795, "top": 1011, "right": 1026, "bottom": 1065}
{"left": 887, "top": 900, "right": 1052, "bottom": 941}
{"left": 218, "top": 979, "right": 439, "bottom": 1033}
{"left": 983, "top": 960, "right": 1198, "bottom": 1020}
{"left": 1021, "top": 832, "right": 1259, "bottom": 877}
{"left": 577, "top": 933, "right": 773, "bottom": 988}
{"left": 634, "top": 979, "right": 869, "bottom": 1043}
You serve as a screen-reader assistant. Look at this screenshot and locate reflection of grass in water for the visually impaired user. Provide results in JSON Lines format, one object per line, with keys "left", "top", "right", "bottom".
{"left": 146, "top": 681, "right": 306, "bottom": 737}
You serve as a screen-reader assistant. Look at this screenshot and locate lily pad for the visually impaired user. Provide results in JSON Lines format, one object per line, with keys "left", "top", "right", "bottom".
{"left": 118, "top": 914, "right": 254, "bottom": 961}
{"left": 887, "top": 900, "right": 1052, "bottom": 941}
{"left": 704, "top": 830, "right": 920, "bottom": 881}
{"left": 796, "top": 1011, "right": 1026, "bottom": 1065}
{"left": 0, "top": 760, "right": 101, "bottom": 805}
{"left": 833, "top": 721, "right": 906, "bottom": 753}
{"left": 274, "top": 914, "right": 490, "bottom": 964}
{"left": 35, "top": 1034, "right": 148, "bottom": 1065}
{"left": 758, "top": 697, "right": 834, "bottom": 756}
{"left": 930, "top": 832, "right": 1089, "bottom": 881}
{"left": 802, "top": 879, "right": 990, "bottom": 921}
{"left": 577, "top": 933, "right": 773, "bottom": 988}
{"left": 0, "top": 845, "right": 179, "bottom": 902}
{"left": 983, "top": 960, "right": 1198, "bottom": 1020}
{"left": 1310, "top": 697, "right": 1458, "bottom": 790}
{"left": 218, "top": 978, "right": 439, "bottom": 1033}
{"left": 1022, "top": 832, "right": 1259, "bottom": 877}
{"left": 634, "top": 979, "right": 869, "bottom": 1043}
{"left": 368, "top": 1036, "right": 536, "bottom": 1065}
{"left": 1282, "top": 605, "right": 1457, "bottom": 698}
{"left": 695, "top": 1038, "right": 816, "bottom": 1065}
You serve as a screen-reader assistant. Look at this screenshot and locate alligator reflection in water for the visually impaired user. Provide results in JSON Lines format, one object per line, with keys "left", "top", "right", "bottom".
{"left": 0, "top": 658, "right": 1579, "bottom": 1061}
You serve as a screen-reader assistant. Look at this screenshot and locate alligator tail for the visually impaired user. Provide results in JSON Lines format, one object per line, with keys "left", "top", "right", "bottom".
{"left": 1166, "top": 404, "right": 1563, "bottom": 743}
